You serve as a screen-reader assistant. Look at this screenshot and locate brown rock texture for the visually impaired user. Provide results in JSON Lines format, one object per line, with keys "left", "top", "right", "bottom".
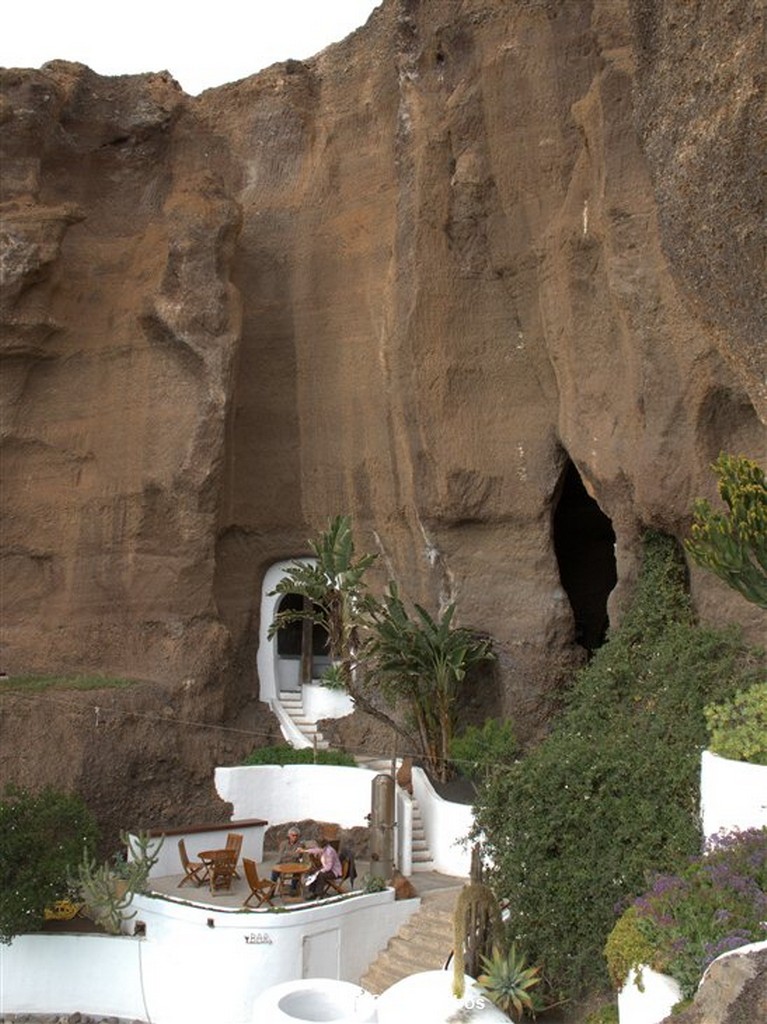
{"left": 661, "top": 947, "right": 767, "bottom": 1024}
{"left": 0, "top": 0, "right": 765, "bottom": 836}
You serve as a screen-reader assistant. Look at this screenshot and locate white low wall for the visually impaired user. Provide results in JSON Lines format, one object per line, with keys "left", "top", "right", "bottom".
{"left": 411, "top": 768, "right": 473, "bottom": 877}
{"left": 130, "top": 822, "right": 266, "bottom": 879}
{"left": 618, "top": 966, "right": 682, "bottom": 1024}
{"left": 0, "top": 889, "right": 419, "bottom": 1024}
{"left": 216, "top": 765, "right": 376, "bottom": 832}
{"left": 700, "top": 750, "right": 767, "bottom": 839}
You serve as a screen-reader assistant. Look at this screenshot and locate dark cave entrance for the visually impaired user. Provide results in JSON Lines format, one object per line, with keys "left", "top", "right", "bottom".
{"left": 553, "top": 460, "right": 617, "bottom": 652}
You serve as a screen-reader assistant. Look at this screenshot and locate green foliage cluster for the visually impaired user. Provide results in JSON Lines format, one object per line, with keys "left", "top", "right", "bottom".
{"left": 0, "top": 786, "right": 99, "bottom": 943}
{"left": 0, "top": 674, "right": 136, "bottom": 693}
{"left": 704, "top": 682, "right": 767, "bottom": 765}
{"left": 472, "top": 533, "right": 763, "bottom": 1003}
{"left": 450, "top": 718, "right": 518, "bottom": 785}
{"left": 686, "top": 453, "right": 767, "bottom": 608}
{"left": 607, "top": 827, "right": 767, "bottom": 1000}
{"left": 603, "top": 905, "right": 661, "bottom": 990}
{"left": 241, "top": 744, "right": 358, "bottom": 767}
{"left": 584, "top": 1006, "right": 619, "bottom": 1024}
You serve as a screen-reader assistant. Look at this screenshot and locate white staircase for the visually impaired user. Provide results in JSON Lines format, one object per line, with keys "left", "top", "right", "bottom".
{"left": 410, "top": 798, "right": 433, "bottom": 869}
{"left": 277, "top": 691, "right": 329, "bottom": 750}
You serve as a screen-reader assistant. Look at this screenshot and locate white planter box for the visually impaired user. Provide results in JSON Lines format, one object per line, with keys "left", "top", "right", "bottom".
{"left": 700, "top": 750, "right": 767, "bottom": 839}
{"left": 618, "top": 965, "right": 682, "bottom": 1024}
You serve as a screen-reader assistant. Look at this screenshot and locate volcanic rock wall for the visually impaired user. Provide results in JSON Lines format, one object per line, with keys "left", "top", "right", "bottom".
{"left": 1, "top": 0, "right": 764, "bottom": 761}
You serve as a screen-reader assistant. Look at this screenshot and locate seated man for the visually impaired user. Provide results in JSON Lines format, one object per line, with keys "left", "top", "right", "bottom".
{"left": 270, "top": 825, "right": 303, "bottom": 893}
{"left": 302, "top": 833, "right": 343, "bottom": 899}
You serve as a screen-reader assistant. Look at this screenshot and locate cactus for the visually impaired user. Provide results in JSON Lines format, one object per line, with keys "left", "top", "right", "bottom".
{"left": 686, "top": 454, "right": 767, "bottom": 609}
{"left": 452, "top": 845, "right": 504, "bottom": 999}
{"left": 76, "top": 830, "right": 162, "bottom": 934}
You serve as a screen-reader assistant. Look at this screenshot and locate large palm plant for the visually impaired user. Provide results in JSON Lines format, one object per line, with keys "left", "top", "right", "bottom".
{"left": 368, "top": 583, "right": 494, "bottom": 782}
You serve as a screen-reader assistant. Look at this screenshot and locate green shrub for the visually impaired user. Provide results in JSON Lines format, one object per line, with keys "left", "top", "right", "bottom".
{"left": 604, "top": 905, "right": 662, "bottom": 990}
{"left": 613, "top": 827, "right": 767, "bottom": 1000}
{"left": 472, "top": 533, "right": 763, "bottom": 1003}
{"left": 451, "top": 718, "right": 518, "bottom": 785}
{"left": 241, "top": 744, "right": 358, "bottom": 767}
{"left": 0, "top": 786, "right": 99, "bottom": 943}
{"left": 585, "top": 1006, "right": 619, "bottom": 1024}
{"left": 704, "top": 682, "right": 767, "bottom": 765}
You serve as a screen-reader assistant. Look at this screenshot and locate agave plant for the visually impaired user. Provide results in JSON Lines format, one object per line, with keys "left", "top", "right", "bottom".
{"left": 477, "top": 943, "right": 542, "bottom": 1019}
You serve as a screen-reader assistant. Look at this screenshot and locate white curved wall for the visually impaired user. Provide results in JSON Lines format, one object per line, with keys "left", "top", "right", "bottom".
{"left": 618, "top": 966, "right": 682, "bottom": 1024}
{"left": 700, "top": 750, "right": 767, "bottom": 838}
{"left": 411, "top": 768, "right": 473, "bottom": 877}
{"left": 0, "top": 890, "right": 417, "bottom": 1024}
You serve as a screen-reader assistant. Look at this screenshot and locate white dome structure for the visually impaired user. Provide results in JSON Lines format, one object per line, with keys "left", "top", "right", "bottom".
{"left": 376, "top": 970, "right": 510, "bottom": 1023}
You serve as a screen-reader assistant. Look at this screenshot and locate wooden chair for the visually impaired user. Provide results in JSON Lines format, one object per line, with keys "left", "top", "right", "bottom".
{"left": 325, "top": 856, "right": 352, "bottom": 896}
{"left": 208, "top": 849, "right": 238, "bottom": 893}
{"left": 242, "top": 858, "right": 277, "bottom": 908}
{"left": 178, "top": 839, "right": 206, "bottom": 887}
{"left": 226, "top": 832, "right": 244, "bottom": 878}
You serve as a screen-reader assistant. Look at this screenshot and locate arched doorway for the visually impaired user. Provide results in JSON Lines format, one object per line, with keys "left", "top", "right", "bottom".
{"left": 552, "top": 460, "right": 617, "bottom": 652}
{"left": 274, "top": 592, "right": 331, "bottom": 689}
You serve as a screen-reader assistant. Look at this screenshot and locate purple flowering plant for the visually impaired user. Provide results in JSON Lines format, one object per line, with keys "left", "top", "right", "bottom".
{"left": 630, "top": 827, "right": 767, "bottom": 999}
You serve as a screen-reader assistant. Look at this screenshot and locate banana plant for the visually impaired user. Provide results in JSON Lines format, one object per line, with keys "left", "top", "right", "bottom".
{"left": 686, "top": 454, "right": 767, "bottom": 609}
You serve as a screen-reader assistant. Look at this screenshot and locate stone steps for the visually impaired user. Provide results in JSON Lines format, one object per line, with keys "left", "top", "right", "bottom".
{"left": 360, "top": 892, "right": 457, "bottom": 995}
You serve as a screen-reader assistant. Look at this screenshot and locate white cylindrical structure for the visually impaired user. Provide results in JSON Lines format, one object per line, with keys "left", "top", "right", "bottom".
{"left": 251, "top": 978, "right": 376, "bottom": 1023}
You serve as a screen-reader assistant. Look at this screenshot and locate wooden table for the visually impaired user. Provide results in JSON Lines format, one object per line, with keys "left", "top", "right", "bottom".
{"left": 273, "top": 861, "right": 310, "bottom": 899}
{"left": 198, "top": 849, "right": 237, "bottom": 893}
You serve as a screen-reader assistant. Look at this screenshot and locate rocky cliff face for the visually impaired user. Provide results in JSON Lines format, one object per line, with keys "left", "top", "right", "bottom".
{"left": 0, "top": 0, "right": 764, "bottom": 827}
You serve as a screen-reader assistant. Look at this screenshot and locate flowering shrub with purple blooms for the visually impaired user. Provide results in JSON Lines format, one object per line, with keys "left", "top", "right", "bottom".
{"left": 628, "top": 827, "right": 767, "bottom": 999}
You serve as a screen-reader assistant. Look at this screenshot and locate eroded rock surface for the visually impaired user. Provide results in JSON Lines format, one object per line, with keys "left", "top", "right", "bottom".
{"left": 0, "top": 0, "right": 765, "bottom": 835}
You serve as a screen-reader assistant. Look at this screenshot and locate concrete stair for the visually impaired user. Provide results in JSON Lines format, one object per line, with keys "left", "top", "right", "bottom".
{"left": 278, "top": 691, "right": 329, "bottom": 749}
{"left": 410, "top": 799, "right": 434, "bottom": 869}
{"left": 360, "top": 889, "right": 458, "bottom": 995}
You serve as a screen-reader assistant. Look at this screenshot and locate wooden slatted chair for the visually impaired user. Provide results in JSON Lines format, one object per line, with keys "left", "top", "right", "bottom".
{"left": 226, "top": 832, "right": 244, "bottom": 879}
{"left": 325, "top": 855, "right": 352, "bottom": 896}
{"left": 242, "top": 858, "right": 277, "bottom": 908}
{"left": 178, "top": 839, "right": 206, "bottom": 887}
{"left": 208, "top": 849, "right": 238, "bottom": 893}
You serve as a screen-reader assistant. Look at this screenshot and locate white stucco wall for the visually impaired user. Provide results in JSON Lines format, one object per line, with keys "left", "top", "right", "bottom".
{"left": 215, "top": 765, "right": 376, "bottom": 831}
{"left": 130, "top": 823, "right": 266, "bottom": 879}
{"left": 0, "top": 889, "right": 419, "bottom": 1024}
{"left": 700, "top": 750, "right": 767, "bottom": 839}
{"left": 411, "top": 768, "right": 473, "bottom": 877}
{"left": 618, "top": 966, "right": 683, "bottom": 1024}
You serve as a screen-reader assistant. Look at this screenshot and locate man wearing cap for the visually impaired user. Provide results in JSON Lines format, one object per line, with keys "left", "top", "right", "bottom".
{"left": 271, "top": 826, "right": 303, "bottom": 893}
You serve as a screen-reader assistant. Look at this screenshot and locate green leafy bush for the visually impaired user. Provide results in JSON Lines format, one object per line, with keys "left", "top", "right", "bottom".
{"left": 0, "top": 786, "right": 99, "bottom": 943}
{"left": 604, "top": 905, "right": 663, "bottom": 991}
{"left": 472, "top": 533, "right": 763, "bottom": 1003}
{"left": 704, "top": 682, "right": 767, "bottom": 765}
{"left": 451, "top": 718, "right": 518, "bottom": 785}
{"left": 241, "top": 744, "right": 358, "bottom": 767}
{"left": 609, "top": 827, "right": 767, "bottom": 999}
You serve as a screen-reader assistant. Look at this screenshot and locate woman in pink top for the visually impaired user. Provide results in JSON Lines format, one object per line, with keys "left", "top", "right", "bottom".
{"left": 302, "top": 834, "right": 343, "bottom": 899}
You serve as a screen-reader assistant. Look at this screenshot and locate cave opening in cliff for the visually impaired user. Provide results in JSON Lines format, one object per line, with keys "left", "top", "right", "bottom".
{"left": 553, "top": 460, "right": 617, "bottom": 652}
